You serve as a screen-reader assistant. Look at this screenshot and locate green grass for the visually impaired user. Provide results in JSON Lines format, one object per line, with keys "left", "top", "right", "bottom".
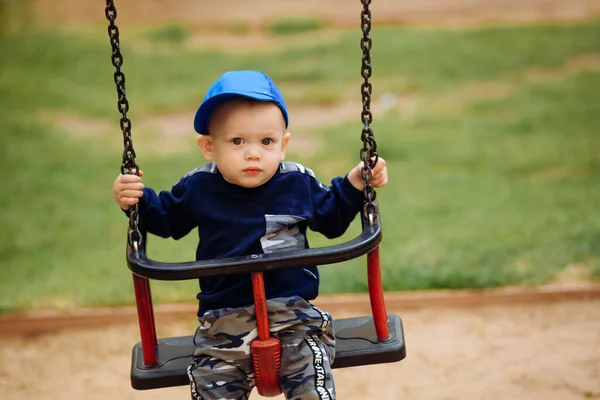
{"left": 312, "top": 70, "right": 600, "bottom": 293}
{"left": 146, "top": 24, "right": 190, "bottom": 44}
{"left": 265, "top": 16, "right": 328, "bottom": 36}
{"left": 0, "top": 19, "right": 599, "bottom": 312}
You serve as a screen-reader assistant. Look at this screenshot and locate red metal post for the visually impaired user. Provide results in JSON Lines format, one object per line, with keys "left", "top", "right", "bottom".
{"left": 251, "top": 272, "right": 270, "bottom": 341}
{"left": 250, "top": 272, "right": 283, "bottom": 397}
{"left": 367, "top": 247, "right": 390, "bottom": 341}
{"left": 132, "top": 273, "right": 158, "bottom": 366}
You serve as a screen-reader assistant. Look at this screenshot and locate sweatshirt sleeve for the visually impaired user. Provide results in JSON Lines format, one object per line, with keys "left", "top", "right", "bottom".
{"left": 134, "top": 177, "right": 197, "bottom": 240}
{"left": 308, "top": 174, "right": 365, "bottom": 239}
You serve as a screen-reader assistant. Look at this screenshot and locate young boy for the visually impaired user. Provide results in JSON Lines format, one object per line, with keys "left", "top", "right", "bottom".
{"left": 112, "top": 70, "right": 388, "bottom": 400}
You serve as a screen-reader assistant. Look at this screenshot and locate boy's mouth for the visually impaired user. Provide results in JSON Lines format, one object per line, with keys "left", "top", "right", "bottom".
{"left": 244, "top": 167, "right": 261, "bottom": 175}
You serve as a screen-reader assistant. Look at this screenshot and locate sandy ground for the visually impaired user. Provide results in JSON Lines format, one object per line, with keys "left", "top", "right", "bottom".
{"left": 1, "top": 296, "right": 599, "bottom": 400}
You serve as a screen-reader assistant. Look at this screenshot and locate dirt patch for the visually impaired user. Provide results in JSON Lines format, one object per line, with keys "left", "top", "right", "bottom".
{"left": 187, "top": 28, "right": 349, "bottom": 53}
{"left": 523, "top": 54, "right": 600, "bottom": 83}
{"left": 46, "top": 2, "right": 600, "bottom": 155}
{"left": 55, "top": 48, "right": 599, "bottom": 151}
{"left": 34, "top": 0, "right": 600, "bottom": 28}
{"left": 429, "top": 54, "right": 600, "bottom": 115}
{"left": 1, "top": 288, "right": 599, "bottom": 400}
{"left": 52, "top": 94, "right": 405, "bottom": 156}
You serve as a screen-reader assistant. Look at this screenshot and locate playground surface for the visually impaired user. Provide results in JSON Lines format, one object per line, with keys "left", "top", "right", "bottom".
{"left": 1, "top": 287, "right": 599, "bottom": 400}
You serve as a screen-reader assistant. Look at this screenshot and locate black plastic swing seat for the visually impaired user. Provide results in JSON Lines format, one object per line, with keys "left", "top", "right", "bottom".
{"left": 131, "top": 314, "right": 405, "bottom": 390}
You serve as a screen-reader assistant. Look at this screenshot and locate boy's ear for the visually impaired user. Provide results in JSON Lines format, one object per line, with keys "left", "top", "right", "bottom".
{"left": 197, "top": 135, "right": 214, "bottom": 160}
{"left": 280, "top": 132, "right": 291, "bottom": 161}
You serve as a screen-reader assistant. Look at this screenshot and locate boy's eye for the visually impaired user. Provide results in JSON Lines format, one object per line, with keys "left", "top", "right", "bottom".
{"left": 232, "top": 138, "right": 242, "bottom": 145}
{"left": 261, "top": 138, "right": 273, "bottom": 145}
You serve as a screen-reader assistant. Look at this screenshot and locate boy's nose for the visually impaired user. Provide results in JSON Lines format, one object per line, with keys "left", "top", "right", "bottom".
{"left": 245, "top": 145, "right": 260, "bottom": 160}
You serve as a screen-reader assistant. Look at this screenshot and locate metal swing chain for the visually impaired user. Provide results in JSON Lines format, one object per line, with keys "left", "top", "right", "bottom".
{"left": 360, "top": 0, "right": 379, "bottom": 225}
{"left": 105, "top": 0, "right": 377, "bottom": 241}
{"left": 105, "top": 0, "right": 142, "bottom": 251}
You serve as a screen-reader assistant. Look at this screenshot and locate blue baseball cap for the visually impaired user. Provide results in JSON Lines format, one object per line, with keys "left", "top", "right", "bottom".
{"left": 193, "top": 70, "right": 289, "bottom": 135}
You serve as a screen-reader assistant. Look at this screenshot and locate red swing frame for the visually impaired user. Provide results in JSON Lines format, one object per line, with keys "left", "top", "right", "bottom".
{"left": 132, "top": 246, "right": 390, "bottom": 396}
{"left": 126, "top": 210, "right": 405, "bottom": 393}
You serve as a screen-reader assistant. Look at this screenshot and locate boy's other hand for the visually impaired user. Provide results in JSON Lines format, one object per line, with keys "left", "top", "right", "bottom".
{"left": 348, "top": 158, "right": 388, "bottom": 191}
{"left": 113, "top": 171, "right": 144, "bottom": 210}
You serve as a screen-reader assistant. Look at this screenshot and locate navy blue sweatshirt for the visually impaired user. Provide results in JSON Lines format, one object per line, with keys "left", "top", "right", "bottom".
{"left": 136, "top": 161, "right": 364, "bottom": 315}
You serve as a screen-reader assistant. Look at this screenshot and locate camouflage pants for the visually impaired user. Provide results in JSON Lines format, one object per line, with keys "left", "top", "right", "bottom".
{"left": 187, "top": 296, "right": 336, "bottom": 400}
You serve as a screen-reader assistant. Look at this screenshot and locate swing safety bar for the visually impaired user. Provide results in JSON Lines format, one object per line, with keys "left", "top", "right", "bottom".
{"left": 128, "top": 213, "right": 381, "bottom": 281}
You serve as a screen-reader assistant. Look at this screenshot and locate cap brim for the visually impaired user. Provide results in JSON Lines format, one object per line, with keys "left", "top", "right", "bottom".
{"left": 193, "top": 92, "right": 282, "bottom": 135}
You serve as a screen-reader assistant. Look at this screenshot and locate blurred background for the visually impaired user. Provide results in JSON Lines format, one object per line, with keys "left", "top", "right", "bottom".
{"left": 1, "top": 0, "right": 599, "bottom": 313}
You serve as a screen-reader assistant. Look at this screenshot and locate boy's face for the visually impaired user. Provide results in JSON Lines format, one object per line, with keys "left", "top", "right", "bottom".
{"left": 197, "top": 98, "right": 291, "bottom": 188}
